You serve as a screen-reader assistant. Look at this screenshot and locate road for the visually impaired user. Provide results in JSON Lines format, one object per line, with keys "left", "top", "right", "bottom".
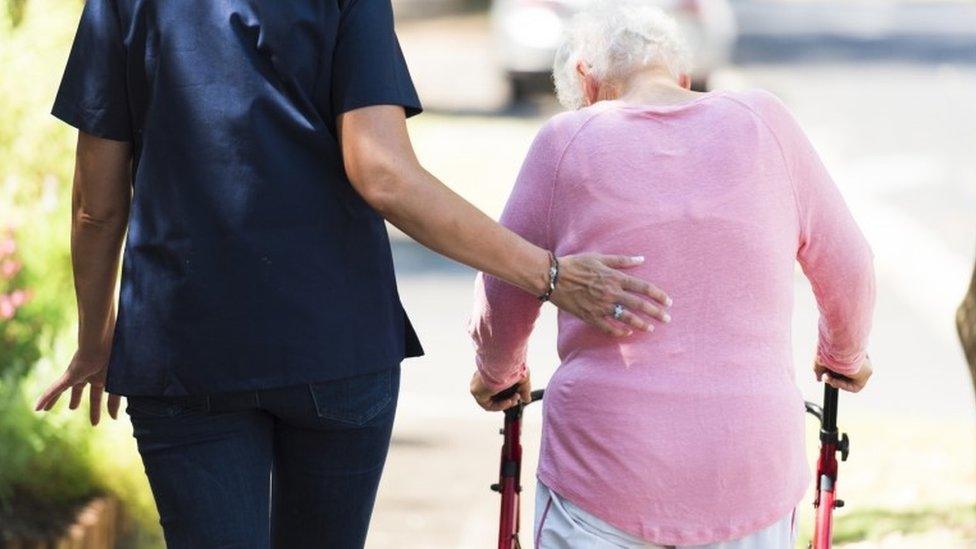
{"left": 367, "top": 3, "right": 976, "bottom": 547}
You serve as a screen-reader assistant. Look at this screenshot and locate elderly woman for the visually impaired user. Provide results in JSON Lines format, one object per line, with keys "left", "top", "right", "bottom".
{"left": 469, "top": 3, "right": 875, "bottom": 548}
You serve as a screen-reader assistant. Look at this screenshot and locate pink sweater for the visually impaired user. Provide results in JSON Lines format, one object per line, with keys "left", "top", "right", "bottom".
{"left": 468, "top": 89, "right": 875, "bottom": 545}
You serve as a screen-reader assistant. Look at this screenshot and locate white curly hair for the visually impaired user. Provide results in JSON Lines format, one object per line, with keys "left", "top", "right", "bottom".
{"left": 553, "top": 1, "right": 692, "bottom": 110}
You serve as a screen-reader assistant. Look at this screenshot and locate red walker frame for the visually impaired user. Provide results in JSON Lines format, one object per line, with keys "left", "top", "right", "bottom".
{"left": 491, "top": 384, "right": 849, "bottom": 549}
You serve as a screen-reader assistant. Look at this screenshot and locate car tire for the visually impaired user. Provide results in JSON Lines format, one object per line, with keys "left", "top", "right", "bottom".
{"left": 508, "top": 72, "right": 551, "bottom": 104}
{"left": 509, "top": 73, "right": 535, "bottom": 103}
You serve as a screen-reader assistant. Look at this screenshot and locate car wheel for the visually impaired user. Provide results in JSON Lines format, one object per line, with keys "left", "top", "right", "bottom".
{"left": 509, "top": 73, "right": 538, "bottom": 103}
{"left": 508, "top": 72, "right": 551, "bottom": 104}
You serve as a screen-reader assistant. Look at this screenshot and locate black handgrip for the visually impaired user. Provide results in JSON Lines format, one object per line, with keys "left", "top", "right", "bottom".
{"left": 491, "top": 384, "right": 521, "bottom": 403}
{"left": 822, "top": 384, "right": 839, "bottom": 432}
{"left": 491, "top": 386, "right": 545, "bottom": 405}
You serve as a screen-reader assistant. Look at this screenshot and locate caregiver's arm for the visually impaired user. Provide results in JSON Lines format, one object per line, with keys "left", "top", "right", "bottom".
{"left": 761, "top": 92, "right": 875, "bottom": 392}
{"left": 339, "top": 105, "right": 671, "bottom": 336}
{"left": 35, "top": 132, "right": 130, "bottom": 422}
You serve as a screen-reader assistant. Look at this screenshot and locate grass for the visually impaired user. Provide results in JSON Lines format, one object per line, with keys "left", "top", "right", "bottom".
{"left": 789, "top": 411, "right": 976, "bottom": 547}
{"left": 830, "top": 503, "right": 976, "bottom": 544}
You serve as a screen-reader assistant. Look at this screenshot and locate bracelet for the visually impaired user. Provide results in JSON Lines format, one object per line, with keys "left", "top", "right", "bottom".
{"left": 537, "top": 252, "right": 559, "bottom": 303}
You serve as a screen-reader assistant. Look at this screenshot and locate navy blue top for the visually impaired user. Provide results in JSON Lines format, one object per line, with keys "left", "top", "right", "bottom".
{"left": 53, "top": 0, "right": 424, "bottom": 396}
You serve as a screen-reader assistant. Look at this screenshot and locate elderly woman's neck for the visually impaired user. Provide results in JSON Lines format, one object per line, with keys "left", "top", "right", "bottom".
{"left": 616, "top": 67, "right": 702, "bottom": 106}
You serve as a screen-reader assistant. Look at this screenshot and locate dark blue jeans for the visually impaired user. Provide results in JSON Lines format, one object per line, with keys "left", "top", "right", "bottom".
{"left": 126, "top": 366, "right": 400, "bottom": 549}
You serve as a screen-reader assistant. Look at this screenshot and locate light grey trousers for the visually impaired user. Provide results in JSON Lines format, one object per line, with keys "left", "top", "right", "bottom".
{"left": 534, "top": 482, "right": 797, "bottom": 549}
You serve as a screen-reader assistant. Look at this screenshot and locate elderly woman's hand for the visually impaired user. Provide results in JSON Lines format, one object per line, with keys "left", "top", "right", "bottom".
{"left": 470, "top": 370, "right": 532, "bottom": 412}
{"left": 553, "top": 254, "right": 672, "bottom": 337}
{"left": 814, "top": 357, "right": 873, "bottom": 393}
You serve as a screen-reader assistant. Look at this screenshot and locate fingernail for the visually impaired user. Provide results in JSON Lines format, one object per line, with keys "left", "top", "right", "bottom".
{"left": 662, "top": 313, "right": 671, "bottom": 323}
{"left": 666, "top": 297, "right": 673, "bottom": 307}
{"left": 631, "top": 256, "right": 645, "bottom": 263}
{"left": 646, "top": 324, "right": 655, "bottom": 332}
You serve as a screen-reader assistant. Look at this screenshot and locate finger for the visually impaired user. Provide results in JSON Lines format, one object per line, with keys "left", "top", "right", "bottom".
{"left": 107, "top": 394, "right": 121, "bottom": 420}
{"left": 499, "top": 396, "right": 520, "bottom": 410}
{"left": 89, "top": 384, "right": 104, "bottom": 426}
{"left": 594, "top": 317, "right": 632, "bottom": 338}
{"left": 597, "top": 255, "right": 645, "bottom": 269}
{"left": 477, "top": 395, "right": 502, "bottom": 412}
{"left": 43, "top": 393, "right": 62, "bottom": 412}
{"left": 35, "top": 376, "right": 72, "bottom": 412}
{"left": 827, "top": 377, "right": 854, "bottom": 392}
{"left": 615, "top": 309, "right": 654, "bottom": 332}
{"left": 517, "top": 378, "right": 532, "bottom": 405}
{"left": 823, "top": 374, "right": 857, "bottom": 393}
{"left": 619, "top": 275, "right": 671, "bottom": 306}
{"left": 616, "top": 294, "right": 669, "bottom": 324}
{"left": 69, "top": 384, "right": 85, "bottom": 410}
{"left": 482, "top": 396, "right": 518, "bottom": 412}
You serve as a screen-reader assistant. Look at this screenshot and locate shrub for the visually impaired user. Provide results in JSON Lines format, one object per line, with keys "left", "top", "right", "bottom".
{"left": 1, "top": 0, "right": 162, "bottom": 545}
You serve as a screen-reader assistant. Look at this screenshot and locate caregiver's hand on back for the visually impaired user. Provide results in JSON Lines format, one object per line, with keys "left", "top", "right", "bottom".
{"left": 549, "top": 254, "right": 669, "bottom": 336}
{"left": 338, "top": 105, "right": 670, "bottom": 336}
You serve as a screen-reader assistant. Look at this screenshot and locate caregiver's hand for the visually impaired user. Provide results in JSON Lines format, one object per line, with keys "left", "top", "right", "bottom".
{"left": 553, "top": 254, "right": 671, "bottom": 337}
{"left": 34, "top": 349, "right": 121, "bottom": 425}
{"left": 339, "top": 106, "right": 671, "bottom": 339}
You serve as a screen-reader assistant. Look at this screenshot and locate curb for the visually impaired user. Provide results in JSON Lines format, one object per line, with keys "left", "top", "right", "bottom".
{"left": 4, "top": 497, "right": 122, "bottom": 549}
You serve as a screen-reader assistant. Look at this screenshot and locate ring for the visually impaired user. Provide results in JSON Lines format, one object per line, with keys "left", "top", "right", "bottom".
{"left": 612, "top": 304, "right": 625, "bottom": 320}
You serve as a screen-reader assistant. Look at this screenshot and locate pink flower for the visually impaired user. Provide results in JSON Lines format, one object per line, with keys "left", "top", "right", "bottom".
{"left": 0, "top": 237, "right": 14, "bottom": 260}
{"left": 0, "top": 259, "right": 20, "bottom": 279}
{"left": 0, "top": 294, "right": 14, "bottom": 320}
{"left": 9, "top": 289, "right": 27, "bottom": 307}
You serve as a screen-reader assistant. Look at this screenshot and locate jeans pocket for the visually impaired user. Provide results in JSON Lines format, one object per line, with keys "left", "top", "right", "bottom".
{"left": 308, "top": 368, "right": 396, "bottom": 427}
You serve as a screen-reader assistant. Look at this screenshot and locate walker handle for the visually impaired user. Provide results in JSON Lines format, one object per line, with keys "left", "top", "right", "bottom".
{"left": 491, "top": 384, "right": 545, "bottom": 406}
{"left": 490, "top": 384, "right": 520, "bottom": 403}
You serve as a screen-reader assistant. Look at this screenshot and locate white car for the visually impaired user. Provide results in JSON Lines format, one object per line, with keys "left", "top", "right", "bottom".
{"left": 491, "top": 0, "right": 737, "bottom": 97}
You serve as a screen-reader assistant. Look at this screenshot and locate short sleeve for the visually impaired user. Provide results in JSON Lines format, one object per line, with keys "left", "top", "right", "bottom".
{"left": 52, "top": 0, "right": 132, "bottom": 142}
{"left": 332, "top": 0, "right": 422, "bottom": 118}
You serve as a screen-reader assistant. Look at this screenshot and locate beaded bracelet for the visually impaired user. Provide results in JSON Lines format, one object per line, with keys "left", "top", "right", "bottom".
{"left": 537, "top": 252, "right": 560, "bottom": 303}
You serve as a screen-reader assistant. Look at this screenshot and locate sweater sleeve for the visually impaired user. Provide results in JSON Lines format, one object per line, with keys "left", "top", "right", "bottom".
{"left": 760, "top": 91, "right": 876, "bottom": 376}
{"left": 467, "top": 117, "right": 566, "bottom": 392}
